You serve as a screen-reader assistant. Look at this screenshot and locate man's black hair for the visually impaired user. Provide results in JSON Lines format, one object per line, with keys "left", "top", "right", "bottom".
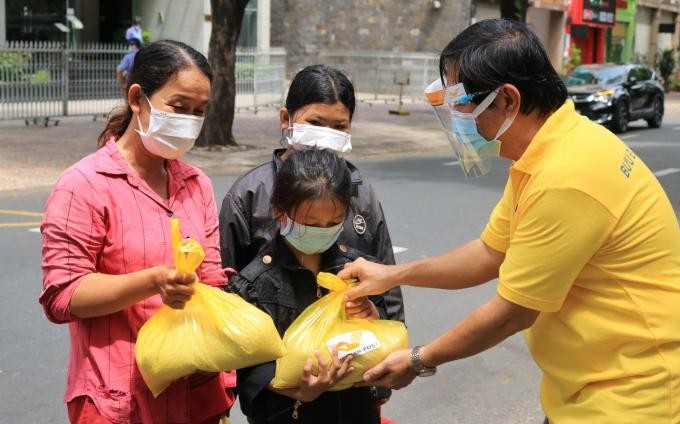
{"left": 439, "top": 18, "right": 567, "bottom": 117}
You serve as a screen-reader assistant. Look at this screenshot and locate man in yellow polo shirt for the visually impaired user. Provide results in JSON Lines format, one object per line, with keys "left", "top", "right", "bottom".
{"left": 339, "top": 19, "right": 680, "bottom": 422}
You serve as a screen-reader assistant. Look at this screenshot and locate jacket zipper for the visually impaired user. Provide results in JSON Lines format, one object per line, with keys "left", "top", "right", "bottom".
{"left": 291, "top": 400, "right": 302, "bottom": 420}
{"left": 267, "top": 402, "right": 298, "bottom": 421}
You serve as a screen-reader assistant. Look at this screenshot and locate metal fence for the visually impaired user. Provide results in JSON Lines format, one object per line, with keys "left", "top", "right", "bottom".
{"left": 0, "top": 42, "right": 287, "bottom": 122}
{"left": 0, "top": 41, "right": 126, "bottom": 123}
{"left": 318, "top": 50, "right": 440, "bottom": 103}
{"left": 234, "top": 47, "right": 287, "bottom": 113}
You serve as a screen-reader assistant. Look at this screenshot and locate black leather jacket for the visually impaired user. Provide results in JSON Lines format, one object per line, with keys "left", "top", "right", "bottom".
{"left": 219, "top": 148, "right": 405, "bottom": 323}
{"left": 227, "top": 237, "right": 383, "bottom": 424}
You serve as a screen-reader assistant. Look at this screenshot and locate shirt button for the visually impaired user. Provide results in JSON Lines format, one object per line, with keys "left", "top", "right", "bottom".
{"left": 338, "top": 244, "right": 347, "bottom": 253}
{"left": 262, "top": 255, "right": 272, "bottom": 265}
{"left": 166, "top": 210, "right": 174, "bottom": 217}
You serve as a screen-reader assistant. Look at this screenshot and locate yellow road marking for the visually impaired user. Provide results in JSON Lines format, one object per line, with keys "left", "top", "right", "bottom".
{"left": 0, "top": 222, "right": 43, "bottom": 228}
{"left": 0, "top": 209, "right": 44, "bottom": 217}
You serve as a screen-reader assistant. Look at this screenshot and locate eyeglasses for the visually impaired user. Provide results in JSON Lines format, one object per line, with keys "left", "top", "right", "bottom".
{"left": 445, "top": 85, "right": 493, "bottom": 107}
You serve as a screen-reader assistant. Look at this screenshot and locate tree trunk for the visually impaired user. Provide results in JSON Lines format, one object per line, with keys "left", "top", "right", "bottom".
{"left": 197, "top": 0, "right": 249, "bottom": 147}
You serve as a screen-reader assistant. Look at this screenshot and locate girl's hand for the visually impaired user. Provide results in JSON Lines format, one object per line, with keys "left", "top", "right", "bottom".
{"left": 152, "top": 265, "right": 196, "bottom": 309}
{"left": 293, "top": 350, "right": 354, "bottom": 402}
{"left": 345, "top": 297, "right": 379, "bottom": 320}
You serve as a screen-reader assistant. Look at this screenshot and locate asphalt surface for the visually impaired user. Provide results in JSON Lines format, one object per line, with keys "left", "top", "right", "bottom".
{"left": 0, "top": 102, "right": 678, "bottom": 423}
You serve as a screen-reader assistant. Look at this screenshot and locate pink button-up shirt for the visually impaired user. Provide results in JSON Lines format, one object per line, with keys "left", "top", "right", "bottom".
{"left": 40, "top": 139, "right": 234, "bottom": 423}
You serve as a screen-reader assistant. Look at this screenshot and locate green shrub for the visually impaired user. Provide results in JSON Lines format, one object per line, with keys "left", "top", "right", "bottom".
{"left": 657, "top": 49, "right": 675, "bottom": 92}
{"left": 30, "top": 69, "right": 51, "bottom": 84}
{"left": 142, "top": 29, "right": 151, "bottom": 44}
{"left": 671, "top": 76, "right": 680, "bottom": 92}
{"left": 570, "top": 43, "right": 582, "bottom": 70}
{"left": 0, "top": 52, "right": 31, "bottom": 82}
{"left": 235, "top": 62, "right": 254, "bottom": 79}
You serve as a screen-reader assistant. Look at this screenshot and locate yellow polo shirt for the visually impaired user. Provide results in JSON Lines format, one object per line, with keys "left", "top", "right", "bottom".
{"left": 481, "top": 101, "right": 680, "bottom": 423}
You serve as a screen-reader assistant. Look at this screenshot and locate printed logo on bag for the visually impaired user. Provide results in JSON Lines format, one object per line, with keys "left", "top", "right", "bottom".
{"left": 352, "top": 215, "right": 366, "bottom": 235}
{"left": 326, "top": 330, "right": 380, "bottom": 360}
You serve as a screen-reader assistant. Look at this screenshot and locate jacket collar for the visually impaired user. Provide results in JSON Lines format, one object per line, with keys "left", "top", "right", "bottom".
{"left": 268, "top": 235, "right": 352, "bottom": 274}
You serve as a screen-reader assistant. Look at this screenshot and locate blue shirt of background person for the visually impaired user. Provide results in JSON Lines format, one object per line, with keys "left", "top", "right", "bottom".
{"left": 125, "top": 16, "right": 143, "bottom": 43}
{"left": 116, "top": 38, "right": 141, "bottom": 92}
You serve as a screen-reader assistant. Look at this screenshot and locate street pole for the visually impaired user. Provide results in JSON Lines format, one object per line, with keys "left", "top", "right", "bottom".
{"left": 65, "top": 0, "right": 71, "bottom": 47}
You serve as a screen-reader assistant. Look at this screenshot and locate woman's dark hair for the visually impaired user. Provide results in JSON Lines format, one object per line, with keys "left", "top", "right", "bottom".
{"left": 285, "top": 64, "right": 356, "bottom": 121}
{"left": 439, "top": 19, "right": 567, "bottom": 117}
{"left": 97, "top": 40, "right": 212, "bottom": 147}
{"left": 271, "top": 149, "right": 352, "bottom": 219}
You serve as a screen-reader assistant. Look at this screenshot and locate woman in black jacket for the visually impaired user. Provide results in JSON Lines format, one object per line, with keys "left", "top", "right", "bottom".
{"left": 219, "top": 64, "right": 405, "bottom": 324}
{"left": 228, "top": 149, "right": 386, "bottom": 424}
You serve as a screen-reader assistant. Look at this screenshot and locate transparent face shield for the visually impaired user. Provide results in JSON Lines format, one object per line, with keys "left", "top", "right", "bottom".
{"left": 425, "top": 79, "right": 501, "bottom": 178}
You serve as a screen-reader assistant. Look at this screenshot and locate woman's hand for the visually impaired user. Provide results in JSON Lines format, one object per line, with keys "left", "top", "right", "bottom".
{"left": 152, "top": 265, "right": 196, "bottom": 309}
{"left": 345, "top": 297, "right": 379, "bottom": 320}
{"left": 276, "top": 350, "right": 354, "bottom": 402}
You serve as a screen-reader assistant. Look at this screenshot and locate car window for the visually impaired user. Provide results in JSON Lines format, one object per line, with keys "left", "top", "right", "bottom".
{"left": 565, "top": 66, "right": 626, "bottom": 86}
{"left": 628, "top": 67, "right": 645, "bottom": 82}
{"left": 638, "top": 67, "right": 652, "bottom": 81}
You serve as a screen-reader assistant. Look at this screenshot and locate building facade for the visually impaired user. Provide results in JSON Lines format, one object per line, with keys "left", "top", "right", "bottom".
{"left": 270, "top": 0, "right": 471, "bottom": 77}
{"left": 606, "top": 0, "right": 636, "bottom": 63}
{"left": 2, "top": 0, "right": 678, "bottom": 73}
{"left": 635, "top": 0, "right": 680, "bottom": 66}
{"left": 567, "top": 0, "right": 617, "bottom": 65}
{"left": 473, "top": 0, "right": 569, "bottom": 73}
{"left": 1, "top": 0, "right": 133, "bottom": 44}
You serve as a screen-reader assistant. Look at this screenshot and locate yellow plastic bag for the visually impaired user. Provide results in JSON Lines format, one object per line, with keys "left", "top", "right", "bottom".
{"left": 272, "top": 272, "right": 408, "bottom": 391}
{"left": 135, "top": 219, "right": 286, "bottom": 397}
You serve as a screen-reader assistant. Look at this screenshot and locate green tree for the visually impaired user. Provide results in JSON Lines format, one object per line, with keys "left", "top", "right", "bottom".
{"left": 657, "top": 48, "right": 675, "bottom": 92}
{"left": 198, "top": 0, "right": 250, "bottom": 147}
{"left": 500, "top": 0, "right": 529, "bottom": 22}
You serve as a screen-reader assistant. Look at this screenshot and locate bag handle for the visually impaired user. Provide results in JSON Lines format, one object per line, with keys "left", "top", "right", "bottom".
{"left": 170, "top": 218, "right": 205, "bottom": 274}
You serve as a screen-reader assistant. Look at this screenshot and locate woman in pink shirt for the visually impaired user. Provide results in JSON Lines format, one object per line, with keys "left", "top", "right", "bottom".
{"left": 40, "top": 40, "right": 234, "bottom": 423}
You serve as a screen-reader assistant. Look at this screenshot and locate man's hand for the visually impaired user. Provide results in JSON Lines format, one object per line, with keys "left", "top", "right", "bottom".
{"left": 339, "top": 258, "right": 400, "bottom": 302}
{"left": 274, "top": 350, "right": 354, "bottom": 402}
{"left": 358, "top": 349, "right": 416, "bottom": 390}
{"left": 345, "top": 297, "right": 379, "bottom": 320}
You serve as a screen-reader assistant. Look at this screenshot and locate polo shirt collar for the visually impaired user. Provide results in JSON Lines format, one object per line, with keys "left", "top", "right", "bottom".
{"left": 94, "top": 138, "right": 199, "bottom": 186}
{"left": 512, "top": 100, "right": 580, "bottom": 175}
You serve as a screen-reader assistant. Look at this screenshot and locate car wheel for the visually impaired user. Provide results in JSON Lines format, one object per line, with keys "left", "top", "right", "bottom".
{"left": 646, "top": 96, "right": 663, "bottom": 128}
{"left": 611, "top": 100, "right": 629, "bottom": 133}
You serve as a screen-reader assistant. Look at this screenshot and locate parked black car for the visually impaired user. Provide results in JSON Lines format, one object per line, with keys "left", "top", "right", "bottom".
{"left": 565, "top": 63, "right": 664, "bottom": 133}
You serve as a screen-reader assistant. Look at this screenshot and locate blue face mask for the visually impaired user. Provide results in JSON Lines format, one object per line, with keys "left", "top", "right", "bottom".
{"left": 450, "top": 113, "right": 502, "bottom": 156}
{"left": 280, "top": 215, "right": 343, "bottom": 255}
{"left": 449, "top": 87, "right": 513, "bottom": 157}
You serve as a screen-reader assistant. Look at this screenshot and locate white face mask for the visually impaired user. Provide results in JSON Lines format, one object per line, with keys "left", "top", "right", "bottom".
{"left": 136, "top": 96, "right": 204, "bottom": 160}
{"left": 286, "top": 123, "right": 352, "bottom": 153}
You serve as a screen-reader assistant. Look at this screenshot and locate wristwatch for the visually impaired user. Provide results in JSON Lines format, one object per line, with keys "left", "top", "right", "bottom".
{"left": 409, "top": 345, "right": 437, "bottom": 377}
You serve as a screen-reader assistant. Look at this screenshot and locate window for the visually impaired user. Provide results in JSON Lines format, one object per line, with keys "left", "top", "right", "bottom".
{"left": 237, "top": 0, "right": 257, "bottom": 48}
{"left": 638, "top": 67, "right": 652, "bottom": 81}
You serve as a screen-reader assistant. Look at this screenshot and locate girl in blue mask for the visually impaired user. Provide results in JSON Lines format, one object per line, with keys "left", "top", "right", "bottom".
{"left": 227, "top": 149, "right": 386, "bottom": 424}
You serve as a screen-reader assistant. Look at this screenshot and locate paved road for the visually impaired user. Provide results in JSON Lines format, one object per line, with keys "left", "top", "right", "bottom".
{"left": 0, "top": 120, "right": 678, "bottom": 423}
